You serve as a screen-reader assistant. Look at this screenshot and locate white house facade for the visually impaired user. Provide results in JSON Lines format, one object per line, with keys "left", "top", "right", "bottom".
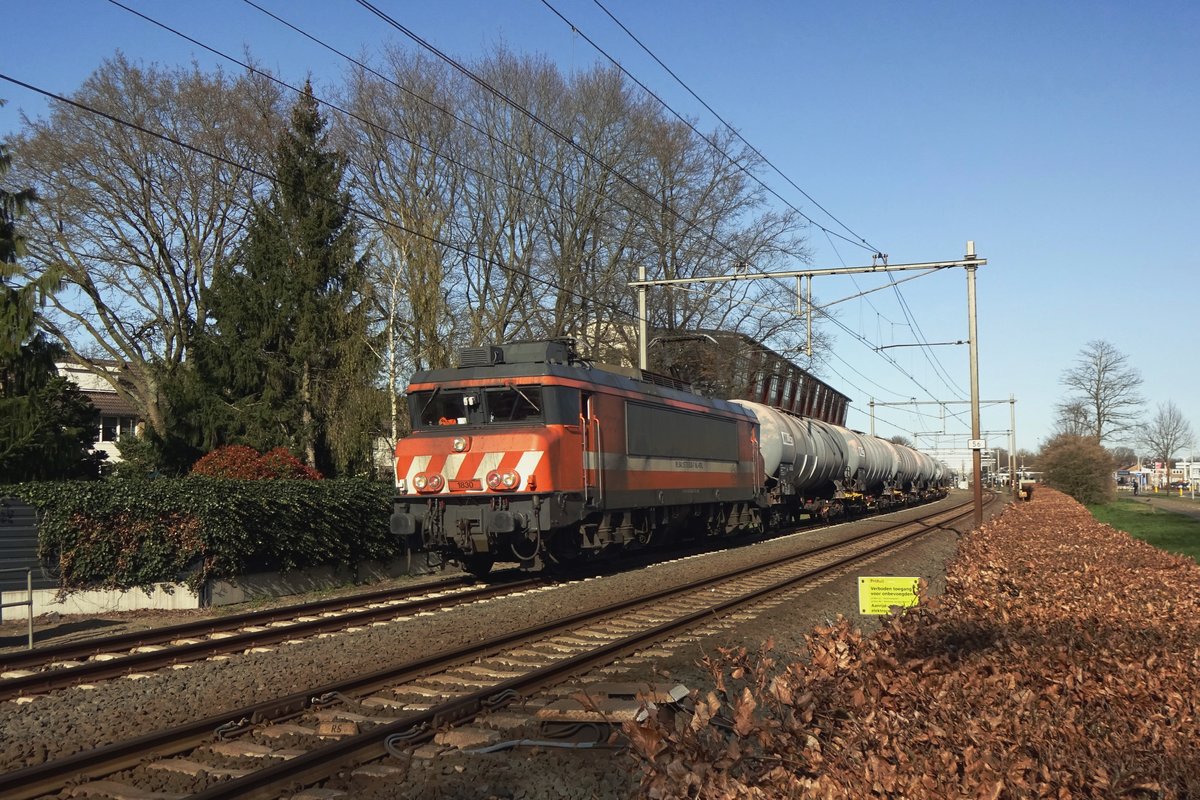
{"left": 57, "top": 361, "right": 141, "bottom": 463}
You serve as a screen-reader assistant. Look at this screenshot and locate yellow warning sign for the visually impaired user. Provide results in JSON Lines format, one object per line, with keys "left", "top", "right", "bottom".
{"left": 858, "top": 576, "right": 921, "bottom": 615}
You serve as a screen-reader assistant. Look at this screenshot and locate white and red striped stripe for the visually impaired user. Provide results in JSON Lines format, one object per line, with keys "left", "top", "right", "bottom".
{"left": 397, "top": 450, "right": 545, "bottom": 493}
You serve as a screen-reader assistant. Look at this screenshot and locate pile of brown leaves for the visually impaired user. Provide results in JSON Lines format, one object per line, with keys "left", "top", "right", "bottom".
{"left": 626, "top": 488, "right": 1200, "bottom": 798}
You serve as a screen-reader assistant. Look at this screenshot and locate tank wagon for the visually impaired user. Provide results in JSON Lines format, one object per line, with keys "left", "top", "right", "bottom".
{"left": 730, "top": 401, "right": 946, "bottom": 524}
{"left": 391, "top": 339, "right": 947, "bottom": 576}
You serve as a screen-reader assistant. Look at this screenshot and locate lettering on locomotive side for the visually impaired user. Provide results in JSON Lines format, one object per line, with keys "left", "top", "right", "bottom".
{"left": 673, "top": 459, "right": 706, "bottom": 470}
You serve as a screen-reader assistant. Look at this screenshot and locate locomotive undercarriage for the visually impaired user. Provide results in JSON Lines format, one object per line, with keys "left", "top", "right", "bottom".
{"left": 547, "top": 499, "right": 762, "bottom": 569}
{"left": 393, "top": 493, "right": 765, "bottom": 577}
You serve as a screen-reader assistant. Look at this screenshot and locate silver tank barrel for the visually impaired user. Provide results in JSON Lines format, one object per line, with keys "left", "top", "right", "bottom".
{"left": 731, "top": 400, "right": 847, "bottom": 494}
{"left": 733, "top": 399, "right": 943, "bottom": 497}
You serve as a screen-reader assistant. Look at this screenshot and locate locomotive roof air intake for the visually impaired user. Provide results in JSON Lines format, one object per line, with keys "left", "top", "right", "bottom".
{"left": 458, "top": 346, "right": 505, "bottom": 367}
{"left": 458, "top": 339, "right": 577, "bottom": 368}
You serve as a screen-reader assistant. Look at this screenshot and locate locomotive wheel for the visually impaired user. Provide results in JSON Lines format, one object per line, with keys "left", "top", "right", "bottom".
{"left": 544, "top": 529, "right": 585, "bottom": 567}
{"left": 460, "top": 554, "right": 495, "bottom": 578}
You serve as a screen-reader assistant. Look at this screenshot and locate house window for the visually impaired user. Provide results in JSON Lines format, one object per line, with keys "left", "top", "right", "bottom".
{"left": 98, "top": 416, "right": 137, "bottom": 442}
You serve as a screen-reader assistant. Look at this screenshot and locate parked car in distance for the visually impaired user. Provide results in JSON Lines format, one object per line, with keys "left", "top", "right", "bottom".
{"left": 1168, "top": 481, "right": 1192, "bottom": 490}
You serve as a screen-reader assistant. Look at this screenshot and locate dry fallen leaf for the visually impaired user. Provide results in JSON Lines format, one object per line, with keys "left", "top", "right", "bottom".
{"left": 628, "top": 488, "right": 1200, "bottom": 799}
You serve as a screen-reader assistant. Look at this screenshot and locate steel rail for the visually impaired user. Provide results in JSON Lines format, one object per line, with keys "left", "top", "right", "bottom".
{"left": 0, "top": 575, "right": 475, "bottom": 674}
{"left": 0, "top": 577, "right": 536, "bottom": 700}
{"left": 192, "top": 497, "right": 990, "bottom": 799}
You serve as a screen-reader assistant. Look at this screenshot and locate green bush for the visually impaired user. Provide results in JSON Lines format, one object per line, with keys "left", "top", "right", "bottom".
{"left": 1039, "top": 433, "right": 1115, "bottom": 506}
{"left": 11, "top": 478, "right": 396, "bottom": 594}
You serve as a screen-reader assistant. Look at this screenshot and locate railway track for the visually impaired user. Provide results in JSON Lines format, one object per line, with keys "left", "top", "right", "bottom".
{"left": 0, "top": 495, "right": 988, "bottom": 800}
{"left": 0, "top": 574, "right": 537, "bottom": 700}
{"left": 0, "top": 497, "right": 947, "bottom": 700}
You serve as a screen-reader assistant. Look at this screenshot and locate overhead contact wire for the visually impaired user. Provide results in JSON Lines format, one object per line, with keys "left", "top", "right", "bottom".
{"left": 588, "top": 0, "right": 878, "bottom": 253}
{"left": 538, "top": 0, "right": 874, "bottom": 254}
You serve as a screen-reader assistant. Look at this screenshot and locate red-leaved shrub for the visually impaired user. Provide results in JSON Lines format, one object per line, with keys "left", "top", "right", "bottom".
{"left": 258, "top": 447, "right": 323, "bottom": 480}
{"left": 190, "top": 445, "right": 323, "bottom": 480}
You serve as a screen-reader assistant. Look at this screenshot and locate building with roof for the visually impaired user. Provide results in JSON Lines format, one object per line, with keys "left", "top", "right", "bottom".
{"left": 56, "top": 361, "right": 142, "bottom": 463}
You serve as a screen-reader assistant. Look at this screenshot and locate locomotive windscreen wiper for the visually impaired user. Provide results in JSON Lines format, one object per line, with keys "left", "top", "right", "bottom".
{"left": 509, "top": 384, "right": 541, "bottom": 414}
{"left": 419, "top": 387, "right": 440, "bottom": 423}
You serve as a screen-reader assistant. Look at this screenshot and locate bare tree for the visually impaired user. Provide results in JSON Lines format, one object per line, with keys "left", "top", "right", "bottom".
{"left": 1052, "top": 399, "right": 1095, "bottom": 438}
{"left": 1139, "top": 401, "right": 1195, "bottom": 474}
{"left": 532, "top": 65, "right": 649, "bottom": 362}
{"left": 1058, "top": 339, "right": 1143, "bottom": 444}
{"left": 628, "top": 114, "right": 811, "bottom": 368}
{"left": 456, "top": 50, "right": 555, "bottom": 346}
{"left": 337, "top": 51, "right": 464, "bottom": 443}
{"left": 11, "top": 56, "right": 280, "bottom": 436}
{"left": 1108, "top": 445, "right": 1138, "bottom": 468}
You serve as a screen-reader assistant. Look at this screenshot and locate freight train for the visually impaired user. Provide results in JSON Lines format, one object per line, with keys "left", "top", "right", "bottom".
{"left": 390, "top": 339, "right": 948, "bottom": 576}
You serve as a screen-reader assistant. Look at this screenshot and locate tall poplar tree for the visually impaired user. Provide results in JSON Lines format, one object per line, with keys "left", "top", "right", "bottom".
{"left": 199, "top": 83, "right": 377, "bottom": 475}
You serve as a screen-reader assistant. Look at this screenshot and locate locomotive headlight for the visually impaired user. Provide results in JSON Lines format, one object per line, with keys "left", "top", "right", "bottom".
{"left": 452, "top": 436, "right": 469, "bottom": 453}
{"left": 414, "top": 473, "right": 443, "bottom": 493}
{"left": 485, "top": 469, "right": 520, "bottom": 491}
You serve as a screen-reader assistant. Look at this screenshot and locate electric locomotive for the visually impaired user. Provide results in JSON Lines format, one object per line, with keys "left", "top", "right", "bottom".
{"left": 390, "top": 339, "right": 763, "bottom": 576}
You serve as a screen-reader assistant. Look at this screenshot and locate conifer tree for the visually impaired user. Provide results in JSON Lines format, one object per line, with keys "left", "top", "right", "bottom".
{"left": 199, "top": 83, "right": 378, "bottom": 475}
{"left": 0, "top": 106, "right": 104, "bottom": 481}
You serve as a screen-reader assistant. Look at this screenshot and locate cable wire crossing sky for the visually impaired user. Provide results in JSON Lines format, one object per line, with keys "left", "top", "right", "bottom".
{"left": 1, "top": 0, "right": 1197, "bottom": 453}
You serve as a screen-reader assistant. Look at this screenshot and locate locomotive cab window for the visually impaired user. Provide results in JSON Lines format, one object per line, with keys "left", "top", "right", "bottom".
{"left": 410, "top": 386, "right": 547, "bottom": 428}
{"left": 413, "top": 390, "right": 477, "bottom": 427}
{"left": 486, "top": 386, "right": 542, "bottom": 422}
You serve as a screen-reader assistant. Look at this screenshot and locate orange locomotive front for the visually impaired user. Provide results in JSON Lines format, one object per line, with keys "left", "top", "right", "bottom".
{"left": 391, "top": 340, "right": 763, "bottom": 576}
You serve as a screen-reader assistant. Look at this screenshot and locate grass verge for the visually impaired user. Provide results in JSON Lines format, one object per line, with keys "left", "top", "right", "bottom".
{"left": 1088, "top": 497, "right": 1200, "bottom": 562}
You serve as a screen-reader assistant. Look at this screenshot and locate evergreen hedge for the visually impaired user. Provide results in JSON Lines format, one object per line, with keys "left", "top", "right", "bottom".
{"left": 11, "top": 478, "right": 397, "bottom": 594}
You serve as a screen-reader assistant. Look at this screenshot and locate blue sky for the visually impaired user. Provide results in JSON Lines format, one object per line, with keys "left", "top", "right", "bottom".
{"left": 3, "top": 1, "right": 1198, "bottom": 454}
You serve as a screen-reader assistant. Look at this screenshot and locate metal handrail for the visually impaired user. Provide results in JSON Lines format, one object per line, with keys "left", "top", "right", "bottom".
{"left": 0, "top": 567, "right": 34, "bottom": 650}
